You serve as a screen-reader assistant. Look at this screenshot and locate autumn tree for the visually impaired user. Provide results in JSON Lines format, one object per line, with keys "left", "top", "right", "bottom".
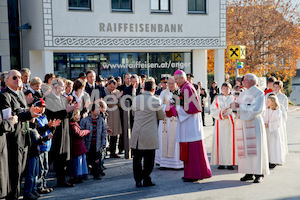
{"left": 208, "top": 0, "right": 300, "bottom": 82}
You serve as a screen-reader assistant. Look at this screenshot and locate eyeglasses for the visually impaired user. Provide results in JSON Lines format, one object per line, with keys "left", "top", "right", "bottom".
{"left": 12, "top": 76, "right": 20, "bottom": 80}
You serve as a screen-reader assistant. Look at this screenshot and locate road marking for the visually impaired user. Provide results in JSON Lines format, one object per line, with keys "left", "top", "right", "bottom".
{"left": 81, "top": 191, "right": 140, "bottom": 200}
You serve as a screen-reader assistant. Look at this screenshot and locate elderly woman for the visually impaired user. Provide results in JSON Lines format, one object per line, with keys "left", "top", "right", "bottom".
{"left": 45, "top": 78, "right": 78, "bottom": 187}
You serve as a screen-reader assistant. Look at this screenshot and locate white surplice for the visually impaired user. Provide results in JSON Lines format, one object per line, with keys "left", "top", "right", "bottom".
{"left": 155, "top": 89, "right": 183, "bottom": 169}
{"left": 210, "top": 94, "right": 237, "bottom": 166}
{"left": 264, "top": 108, "right": 285, "bottom": 164}
{"left": 236, "top": 86, "right": 270, "bottom": 175}
{"left": 276, "top": 92, "right": 289, "bottom": 155}
{"left": 176, "top": 106, "right": 204, "bottom": 142}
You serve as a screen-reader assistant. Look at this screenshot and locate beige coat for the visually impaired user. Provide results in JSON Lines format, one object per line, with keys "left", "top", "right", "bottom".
{"left": 130, "top": 91, "right": 166, "bottom": 150}
{"left": 104, "top": 87, "right": 122, "bottom": 136}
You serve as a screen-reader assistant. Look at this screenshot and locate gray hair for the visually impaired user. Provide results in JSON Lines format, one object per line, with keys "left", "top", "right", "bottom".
{"left": 51, "top": 78, "right": 64, "bottom": 88}
{"left": 20, "top": 68, "right": 31, "bottom": 75}
{"left": 245, "top": 73, "right": 258, "bottom": 85}
{"left": 168, "top": 76, "right": 176, "bottom": 82}
{"left": 5, "top": 70, "right": 20, "bottom": 82}
{"left": 177, "top": 71, "right": 187, "bottom": 80}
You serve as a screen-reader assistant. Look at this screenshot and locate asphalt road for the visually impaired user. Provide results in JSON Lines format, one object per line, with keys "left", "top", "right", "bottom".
{"left": 37, "top": 109, "right": 300, "bottom": 200}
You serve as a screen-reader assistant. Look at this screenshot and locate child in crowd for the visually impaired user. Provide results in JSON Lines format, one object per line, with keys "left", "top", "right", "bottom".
{"left": 210, "top": 83, "right": 237, "bottom": 170}
{"left": 80, "top": 102, "right": 108, "bottom": 180}
{"left": 34, "top": 99, "right": 61, "bottom": 195}
{"left": 70, "top": 110, "right": 90, "bottom": 184}
{"left": 24, "top": 77, "right": 43, "bottom": 106}
{"left": 24, "top": 99, "right": 60, "bottom": 200}
{"left": 264, "top": 95, "right": 285, "bottom": 169}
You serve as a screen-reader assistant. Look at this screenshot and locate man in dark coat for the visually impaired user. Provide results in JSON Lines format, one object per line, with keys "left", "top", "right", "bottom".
{"left": 85, "top": 70, "right": 105, "bottom": 101}
{"left": 0, "top": 70, "right": 40, "bottom": 200}
{"left": 45, "top": 78, "right": 78, "bottom": 187}
{"left": 198, "top": 82, "right": 207, "bottom": 126}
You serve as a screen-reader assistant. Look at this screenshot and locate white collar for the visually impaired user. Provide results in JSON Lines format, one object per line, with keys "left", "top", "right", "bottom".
{"left": 87, "top": 82, "right": 94, "bottom": 88}
{"left": 72, "top": 90, "right": 83, "bottom": 102}
{"left": 7, "top": 86, "right": 19, "bottom": 95}
{"left": 51, "top": 91, "right": 61, "bottom": 100}
{"left": 29, "top": 87, "right": 36, "bottom": 94}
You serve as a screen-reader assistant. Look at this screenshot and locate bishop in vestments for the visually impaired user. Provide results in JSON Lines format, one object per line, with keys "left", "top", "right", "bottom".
{"left": 172, "top": 70, "right": 212, "bottom": 182}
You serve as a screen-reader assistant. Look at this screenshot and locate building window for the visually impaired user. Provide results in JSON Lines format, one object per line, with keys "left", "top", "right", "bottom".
{"left": 188, "top": 0, "right": 206, "bottom": 14}
{"left": 151, "top": 0, "right": 170, "bottom": 13}
{"left": 111, "top": 0, "right": 132, "bottom": 12}
{"left": 69, "top": 0, "right": 91, "bottom": 10}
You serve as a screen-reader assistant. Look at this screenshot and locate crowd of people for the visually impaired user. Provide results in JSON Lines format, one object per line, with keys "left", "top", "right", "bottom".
{"left": 0, "top": 67, "right": 289, "bottom": 200}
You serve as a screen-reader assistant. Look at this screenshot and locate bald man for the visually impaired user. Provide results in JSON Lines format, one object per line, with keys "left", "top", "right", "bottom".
{"left": 0, "top": 70, "right": 40, "bottom": 199}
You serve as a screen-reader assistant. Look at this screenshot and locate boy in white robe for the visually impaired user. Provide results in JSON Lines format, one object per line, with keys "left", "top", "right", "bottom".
{"left": 211, "top": 83, "right": 237, "bottom": 170}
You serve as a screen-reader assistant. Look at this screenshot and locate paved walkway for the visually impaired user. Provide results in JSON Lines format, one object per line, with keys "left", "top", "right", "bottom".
{"left": 34, "top": 109, "right": 300, "bottom": 200}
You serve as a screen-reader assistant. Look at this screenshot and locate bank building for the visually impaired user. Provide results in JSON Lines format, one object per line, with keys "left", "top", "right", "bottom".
{"left": 1, "top": 0, "right": 227, "bottom": 88}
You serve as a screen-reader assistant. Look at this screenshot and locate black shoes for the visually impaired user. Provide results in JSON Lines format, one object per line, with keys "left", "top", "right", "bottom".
{"left": 182, "top": 177, "right": 199, "bottom": 182}
{"left": 94, "top": 175, "right": 102, "bottom": 180}
{"left": 135, "top": 181, "right": 156, "bottom": 187}
{"left": 240, "top": 174, "right": 264, "bottom": 183}
{"left": 227, "top": 166, "right": 234, "bottom": 170}
{"left": 218, "top": 165, "right": 226, "bottom": 169}
{"left": 136, "top": 182, "right": 143, "bottom": 188}
{"left": 253, "top": 176, "right": 264, "bottom": 183}
{"left": 23, "top": 193, "right": 38, "bottom": 200}
{"left": 240, "top": 174, "right": 254, "bottom": 181}
{"left": 143, "top": 181, "right": 156, "bottom": 187}
{"left": 269, "top": 163, "right": 276, "bottom": 169}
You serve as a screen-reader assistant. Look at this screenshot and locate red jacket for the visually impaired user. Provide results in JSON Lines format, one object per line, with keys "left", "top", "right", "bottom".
{"left": 70, "top": 122, "right": 90, "bottom": 157}
{"left": 264, "top": 88, "right": 273, "bottom": 95}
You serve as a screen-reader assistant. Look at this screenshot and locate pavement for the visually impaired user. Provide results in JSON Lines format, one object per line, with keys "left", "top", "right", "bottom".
{"left": 33, "top": 108, "right": 300, "bottom": 200}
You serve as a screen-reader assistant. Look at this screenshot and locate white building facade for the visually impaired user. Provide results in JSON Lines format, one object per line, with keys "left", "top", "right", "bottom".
{"left": 20, "top": 0, "right": 227, "bottom": 88}
{"left": 0, "top": 0, "right": 10, "bottom": 71}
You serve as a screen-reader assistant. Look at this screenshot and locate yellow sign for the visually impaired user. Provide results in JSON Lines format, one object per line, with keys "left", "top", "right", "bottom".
{"left": 172, "top": 53, "right": 182, "bottom": 62}
{"left": 229, "top": 46, "right": 246, "bottom": 59}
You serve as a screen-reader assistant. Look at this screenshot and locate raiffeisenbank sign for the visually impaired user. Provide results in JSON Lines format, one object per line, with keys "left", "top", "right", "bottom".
{"left": 99, "top": 22, "right": 183, "bottom": 33}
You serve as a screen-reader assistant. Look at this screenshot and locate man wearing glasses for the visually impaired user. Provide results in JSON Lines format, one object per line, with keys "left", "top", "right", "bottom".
{"left": 0, "top": 70, "right": 41, "bottom": 200}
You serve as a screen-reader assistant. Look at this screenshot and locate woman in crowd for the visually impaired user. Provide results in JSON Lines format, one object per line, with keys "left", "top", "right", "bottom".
{"left": 71, "top": 79, "right": 91, "bottom": 119}
{"left": 41, "top": 73, "right": 55, "bottom": 96}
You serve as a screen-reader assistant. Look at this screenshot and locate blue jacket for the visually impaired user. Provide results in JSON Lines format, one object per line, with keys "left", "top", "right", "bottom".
{"left": 36, "top": 115, "right": 52, "bottom": 152}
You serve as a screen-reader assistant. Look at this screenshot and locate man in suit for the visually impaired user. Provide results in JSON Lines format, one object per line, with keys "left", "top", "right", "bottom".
{"left": 129, "top": 78, "right": 166, "bottom": 188}
{"left": 117, "top": 73, "right": 131, "bottom": 92}
{"left": 20, "top": 68, "right": 31, "bottom": 91}
{"left": 85, "top": 70, "right": 106, "bottom": 101}
{"left": 0, "top": 70, "right": 41, "bottom": 200}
